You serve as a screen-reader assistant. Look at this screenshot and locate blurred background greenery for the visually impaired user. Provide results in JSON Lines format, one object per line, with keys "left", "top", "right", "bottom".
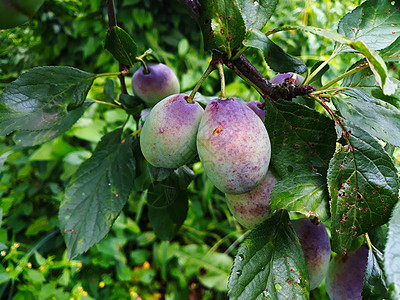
{"left": 1, "top": 0, "right": 398, "bottom": 299}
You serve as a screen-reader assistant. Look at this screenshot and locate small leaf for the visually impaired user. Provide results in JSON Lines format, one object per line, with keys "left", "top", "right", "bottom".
{"left": 270, "top": 172, "right": 329, "bottom": 221}
{"left": 237, "top": 0, "right": 278, "bottom": 31}
{"left": 333, "top": 89, "right": 400, "bottom": 147}
{"left": 244, "top": 30, "right": 307, "bottom": 73}
{"left": 147, "top": 172, "right": 188, "bottom": 240}
{"left": 104, "top": 26, "right": 137, "bottom": 67}
{"left": 14, "top": 102, "right": 92, "bottom": 147}
{"left": 198, "top": 0, "right": 245, "bottom": 55}
{"left": 228, "top": 210, "right": 309, "bottom": 299}
{"left": 362, "top": 247, "right": 388, "bottom": 300}
{"left": 327, "top": 121, "right": 399, "bottom": 253}
{"left": 264, "top": 99, "right": 336, "bottom": 179}
{"left": 338, "top": 0, "right": 400, "bottom": 51}
{"left": 384, "top": 201, "right": 400, "bottom": 299}
{"left": 0, "top": 66, "right": 95, "bottom": 138}
{"left": 59, "top": 129, "right": 136, "bottom": 259}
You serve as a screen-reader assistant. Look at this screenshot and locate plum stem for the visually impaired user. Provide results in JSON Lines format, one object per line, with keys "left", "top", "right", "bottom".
{"left": 92, "top": 99, "right": 121, "bottom": 108}
{"left": 319, "top": 63, "right": 368, "bottom": 90}
{"left": 131, "top": 128, "right": 142, "bottom": 137}
{"left": 231, "top": 46, "right": 249, "bottom": 61}
{"left": 187, "top": 61, "right": 216, "bottom": 103}
{"left": 365, "top": 233, "right": 373, "bottom": 250}
{"left": 216, "top": 62, "right": 226, "bottom": 99}
{"left": 136, "top": 57, "right": 149, "bottom": 74}
{"left": 303, "top": 49, "right": 339, "bottom": 85}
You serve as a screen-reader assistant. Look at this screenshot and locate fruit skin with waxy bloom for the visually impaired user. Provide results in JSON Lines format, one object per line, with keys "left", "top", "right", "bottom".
{"left": 225, "top": 170, "right": 278, "bottom": 229}
{"left": 140, "top": 93, "right": 204, "bottom": 168}
{"left": 291, "top": 218, "right": 331, "bottom": 290}
{"left": 196, "top": 97, "right": 271, "bottom": 194}
{"left": 131, "top": 63, "right": 180, "bottom": 106}
{"left": 246, "top": 100, "right": 265, "bottom": 122}
{"left": 270, "top": 72, "right": 305, "bottom": 85}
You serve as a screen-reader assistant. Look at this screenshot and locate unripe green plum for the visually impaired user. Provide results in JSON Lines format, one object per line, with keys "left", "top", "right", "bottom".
{"left": 291, "top": 218, "right": 331, "bottom": 290}
{"left": 246, "top": 100, "right": 265, "bottom": 122}
{"left": 225, "top": 170, "right": 277, "bottom": 229}
{"left": 270, "top": 72, "right": 305, "bottom": 85}
{"left": 0, "top": 0, "right": 44, "bottom": 29}
{"left": 140, "top": 94, "right": 204, "bottom": 168}
{"left": 131, "top": 63, "right": 180, "bottom": 106}
{"left": 325, "top": 244, "right": 368, "bottom": 300}
{"left": 197, "top": 97, "right": 271, "bottom": 194}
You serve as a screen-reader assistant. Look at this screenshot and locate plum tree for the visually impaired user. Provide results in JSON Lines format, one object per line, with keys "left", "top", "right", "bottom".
{"left": 246, "top": 100, "right": 265, "bottom": 122}
{"left": 270, "top": 72, "right": 305, "bottom": 85}
{"left": 0, "top": 0, "right": 44, "bottom": 29}
{"left": 225, "top": 170, "right": 278, "bottom": 229}
{"left": 131, "top": 63, "right": 180, "bottom": 106}
{"left": 196, "top": 97, "right": 271, "bottom": 194}
{"left": 140, "top": 93, "right": 204, "bottom": 168}
{"left": 291, "top": 218, "right": 331, "bottom": 290}
{"left": 325, "top": 244, "right": 369, "bottom": 300}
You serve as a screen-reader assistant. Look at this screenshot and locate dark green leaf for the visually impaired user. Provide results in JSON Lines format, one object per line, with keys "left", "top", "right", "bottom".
{"left": 104, "top": 26, "right": 137, "bottom": 67}
{"left": 0, "top": 66, "right": 95, "bottom": 137}
{"left": 384, "top": 200, "right": 400, "bottom": 299}
{"left": 59, "top": 129, "right": 136, "bottom": 259}
{"left": 270, "top": 172, "right": 329, "bottom": 221}
{"left": 338, "top": 0, "right": 400, "bottom": 51}
{"left": 147, "top": 173, "right": 188, "bottom": 240}
{"left": 380, "top": 36, "right": 400, "bottom": 62}
{"left": 14, "top": 102, "right": 92, "bottom": 147}
{"left": 244, "top": 30, "right": 307, "bottom": 73}
{"left": 237, "top": 0, "right": 278, "bottom": 31}
{"left": 228, "top": 210, "right": 309, "bottom": 300}
{"left": 198, "top": 0, "right": 245, "bottom": 55}
{"left": 264, "top": 99, "right": 336, "bottom": 179}
{"left": 362, "top": 247, "right": 388, "bottom": 300}
{"left": 368, "top": 224, "right": 388, "bottom": 253}
{"left": 333, "top": 89, "right": 400, "bottom": 147}
{"left": 327, "top": 122, "right": 399, "bottom": 254}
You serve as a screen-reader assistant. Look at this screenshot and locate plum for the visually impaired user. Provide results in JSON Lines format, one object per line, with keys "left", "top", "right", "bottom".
{"left": 140, "top": 94, "right": 204, "bottom": 168}
{"left": 325, "top": 244, "right": 368, "bottom": 300}
{"left": 291, "top": 218, "right": 331, "bottom": 290}
{"left": 225, "top": 170, "right": 278, "bottom": 229}
{"left": 270, "top": 72, "right": 305, "bottom": 85}
{"left": 246, "top": 100, "right": 265, "bottom": 122}
{"left": 196, "top": 97, "right": 271, "bottom": 194}
{"left": 131, "top": 63, "right": 180, "bottom": 106}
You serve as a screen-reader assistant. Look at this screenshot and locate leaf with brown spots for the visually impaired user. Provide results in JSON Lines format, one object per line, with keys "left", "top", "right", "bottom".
{"left": 327, "top": 121, "right": 399, "bottom": 254}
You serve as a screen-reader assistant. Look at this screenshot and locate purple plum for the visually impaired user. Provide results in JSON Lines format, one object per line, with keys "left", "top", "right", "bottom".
{"left": 246, "top": 100, "right": 265, "bottom": 122}
{"left": 270, "top": 72, "right": 305, "bottom": 85}
{"left": 291, "top": 218, "right": 331, "bottom": 290}
{"left": 325, "top": 244, "right": 368, "bottom": 300}
{"left": 225, "top": 170, "right": 278, "bottom": 228}
{"left": 140, "top": 94, "right": 204, "bottom": 168}
{"left": 131, "top": 63, "right": 180, "bottom": 106}
{"left": 196, "top": 97, "right": 271, "bottom": 194}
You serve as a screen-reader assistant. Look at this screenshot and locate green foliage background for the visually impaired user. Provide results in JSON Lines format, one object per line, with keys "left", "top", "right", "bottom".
{"left": 0, "top": 0, "right": 398, "bottom": 299}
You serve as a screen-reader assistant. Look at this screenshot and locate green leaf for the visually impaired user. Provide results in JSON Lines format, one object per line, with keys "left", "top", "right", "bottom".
{"left": 333, "top": 89, "right": 400, "bottom": 147}
{"left": 228, "top": 210, "right": 309, "bottom": 299}
{"left": 380, "top": 36, "right": 400, "bottom": 62}
{"left": 362, "top": 247, "right": 388, "bottom": 300}
{"left": 237, "top": 0, "right": 278, "bottom": 31}
{"left": 104, "top": 26, "right": 137, "bottom": 67}
{"left": 198, "top": 0, "right": 246, "bottom": 55}
{"left": 264, "top": 99, "right": 336, "bottom": 179}
{"left": 327, "top": 122, "right": 399, "bottom": 254}
{"left": 384, "top": 201, "right": 400, "bottom": 299}
{"left": 59, "top": 129, "right": 136, "bottom": 259}
{"left": 0, "top": 66, "right": 95, "bottom": 138}
{"left": 14, "top": 102, "right": 92, "bottom": 147}
{"left": 270, "top": 172, "right": 329, "bottom": 221}
{"left": 308, "top": 61, "right": 330, "bottom": 88}
{"left": 147, "top": 172, "right": 188, "bottom": 240}
{"left": 244, "top": 30, "right": 307, "bottom": 73}
{"left": 338, "top": 0, "right": 400, "bottom": 51}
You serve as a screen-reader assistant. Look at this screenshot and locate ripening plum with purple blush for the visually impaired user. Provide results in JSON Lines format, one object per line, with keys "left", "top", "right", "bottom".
{"left": 140, "top": 94, "right": 204, "bottom": 168}
{"left": 270, "top": 72, "right": 305, "bottom": 85}
{"left": 246, "top": 100, "right": 265, "bottom": 122}
{"left": 325, "top": 244, "right": 368, "bottom": 300}
{"left": 291, "top": 218, "right": 331, "bottom": 290}
{"left": 225, "top": 171, "right": 278, "bottom": 228}
{"left": 196, "top": 97, "right": 271, "bottom": 194}
{"left": 131, "top": 63, "right": 180, "bottom": 106}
